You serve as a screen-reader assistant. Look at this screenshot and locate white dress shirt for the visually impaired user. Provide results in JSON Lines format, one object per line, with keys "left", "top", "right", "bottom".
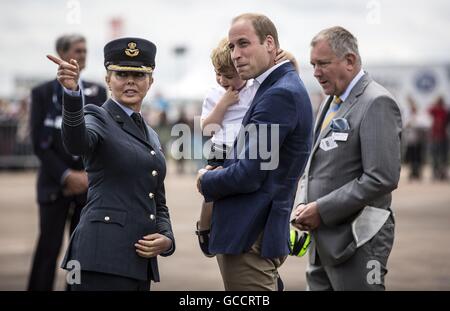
{"left": 201, "top": 79, "right": 257, "bottom": 146}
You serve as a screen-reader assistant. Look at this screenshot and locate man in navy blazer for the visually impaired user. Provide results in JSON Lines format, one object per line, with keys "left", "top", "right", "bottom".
{"left": 197, "top": 13, "right": 313, "bottom": 290}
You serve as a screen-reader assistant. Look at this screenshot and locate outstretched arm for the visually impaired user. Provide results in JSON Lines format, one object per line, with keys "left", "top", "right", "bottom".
{"left": 47, "top": 55, "right": 105, "bottom": 156}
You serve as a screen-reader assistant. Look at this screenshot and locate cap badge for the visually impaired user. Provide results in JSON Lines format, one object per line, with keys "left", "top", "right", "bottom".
{"left": 125, "top": 42, "right": 139, "bottom": 57}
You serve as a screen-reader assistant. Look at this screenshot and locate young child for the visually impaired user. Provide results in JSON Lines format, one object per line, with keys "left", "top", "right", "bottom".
{"left": 196, "top": 38, "right": 307, "bottom": 257}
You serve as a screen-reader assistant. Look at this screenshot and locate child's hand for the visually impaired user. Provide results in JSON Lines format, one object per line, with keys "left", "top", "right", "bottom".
{"left": 220, "top": 87, "right": 239, "bottom": 107}
{"left": 275, "top": 49, "right": 299, "bottom": 72}
{"left": 275, "top": 49, "right": 294, "bottom": 63}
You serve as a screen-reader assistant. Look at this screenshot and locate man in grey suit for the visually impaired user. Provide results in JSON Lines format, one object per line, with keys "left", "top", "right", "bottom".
{"left": 291, "top": 26, "right": 402, "bottom": 290}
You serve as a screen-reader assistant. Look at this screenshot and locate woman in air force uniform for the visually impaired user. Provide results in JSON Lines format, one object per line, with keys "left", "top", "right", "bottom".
{"left": 48, "top": 37, "right": 175, "bottom": 291}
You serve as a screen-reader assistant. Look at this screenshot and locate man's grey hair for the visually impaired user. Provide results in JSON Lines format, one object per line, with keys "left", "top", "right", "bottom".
{"left": 311, "top": 26, "right": 361, "bottom": 66}
{"left": 55, "top": 34, "right": 85, "bottom": 55}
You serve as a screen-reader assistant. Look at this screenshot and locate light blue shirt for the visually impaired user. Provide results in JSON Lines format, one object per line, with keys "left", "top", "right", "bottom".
{"left": 338, "top": 69, "right": 365, "bottom": 102}
{"left": 63, "top": 82, "right": 84, "bottom": 106}
{"left": 110, "top": 97, "right": 137, "bottom": 117}
{"left": 63, "top": 86, "right": 82, "bottom": 97}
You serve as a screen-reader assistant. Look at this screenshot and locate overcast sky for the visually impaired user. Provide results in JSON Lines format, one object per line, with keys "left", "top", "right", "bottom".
{"left": 1, "top": 0, "right": 449, "bottom": 98}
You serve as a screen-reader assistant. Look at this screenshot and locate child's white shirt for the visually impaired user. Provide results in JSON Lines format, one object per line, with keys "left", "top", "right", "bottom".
{"left": 201, "top": 79, "right": 257, "bottom": 146}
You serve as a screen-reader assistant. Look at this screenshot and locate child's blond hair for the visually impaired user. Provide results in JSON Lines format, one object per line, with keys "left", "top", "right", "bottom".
{"left": 210, "top": 38, "right": 237, "bottom": 75}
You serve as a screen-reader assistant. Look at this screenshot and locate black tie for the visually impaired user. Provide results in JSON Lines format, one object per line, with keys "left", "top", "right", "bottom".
{"left": 131, "top": 112, "right": 147, "bottom": 139}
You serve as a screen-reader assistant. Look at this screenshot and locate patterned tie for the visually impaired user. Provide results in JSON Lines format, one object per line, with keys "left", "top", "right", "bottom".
{"left": 131, "top": 112, "right": 147, "bottom": 139}
{"left": 321, "top": 96, "right": 342, "bottom": 132}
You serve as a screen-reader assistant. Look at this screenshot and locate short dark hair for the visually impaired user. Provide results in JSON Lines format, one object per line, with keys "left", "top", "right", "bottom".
{"left": 232, "top": 13, "right": 279, "bottom": 49}
{"left": 55, "top": 34, "right": 86, "bottom": 55}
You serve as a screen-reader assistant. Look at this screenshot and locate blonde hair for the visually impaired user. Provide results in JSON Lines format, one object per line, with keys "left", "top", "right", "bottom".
{"left": 210, "top": 38, "right": 237, "bottom": 75}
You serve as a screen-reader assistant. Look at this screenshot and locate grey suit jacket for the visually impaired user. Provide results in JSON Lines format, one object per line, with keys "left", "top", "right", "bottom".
{"left": 294, "top": 73, "right": 402, "bottom": 266}
{"left": 60, "top": 94, "right": 175, "bottom": 282}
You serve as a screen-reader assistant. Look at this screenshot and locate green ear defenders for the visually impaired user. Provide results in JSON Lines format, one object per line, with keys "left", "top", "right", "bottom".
{"left": 289, "top": 230, "right": 311, "bottom": 257}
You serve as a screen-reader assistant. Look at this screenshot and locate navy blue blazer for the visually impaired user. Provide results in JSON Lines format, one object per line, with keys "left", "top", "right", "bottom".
{"left": 201, "top": 62, "right": 313, "bottom": 259}
{"left": 29, "top": 79, "right": 106, "bottom": 204}
{"left": 60, "top": 94, "right": 175, "bottom": 282}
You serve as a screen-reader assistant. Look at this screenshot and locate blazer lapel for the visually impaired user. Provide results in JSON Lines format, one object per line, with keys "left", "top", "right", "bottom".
{"left": 241, "top": 62, "right": 296, "bottom": 126}
{"left": 317, "top": 97, "right": 353, "bottom": 142}
{"left": 102, "top": 100, "right": 154, "bottom": 150}
{"left": 312, "top": 96, "right": 333, "bottom": 146}
{"left": 143, "top": 124, "right": 161, "bottom": 153}
{"left": 311, "top": 73, "right": 372, "bottom": 156}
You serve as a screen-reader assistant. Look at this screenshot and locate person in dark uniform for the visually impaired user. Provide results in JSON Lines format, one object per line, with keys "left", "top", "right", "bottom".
{"left": 47, "top": 37, "right": 175, "bottom": 291}
{"left": 28, "top": 34, "right": 107, "bottom": 291}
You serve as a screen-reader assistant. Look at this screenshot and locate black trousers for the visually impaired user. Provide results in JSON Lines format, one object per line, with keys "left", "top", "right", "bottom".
{"left": 405, "top": 143, "right": 424, "bottom": 179}
{"left": 27, "top": 196, "right": 83, "bottom": 291}
{"left": 431, "top": 140, "right": 449, "bottom": 179}
{"left": 71, "top": 271, "right": 151, "bottom": 291}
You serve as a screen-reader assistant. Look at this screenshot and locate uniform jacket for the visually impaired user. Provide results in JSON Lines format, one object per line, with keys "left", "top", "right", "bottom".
{"left": 60, "top": 93, "right": 175, "bottom": 282}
